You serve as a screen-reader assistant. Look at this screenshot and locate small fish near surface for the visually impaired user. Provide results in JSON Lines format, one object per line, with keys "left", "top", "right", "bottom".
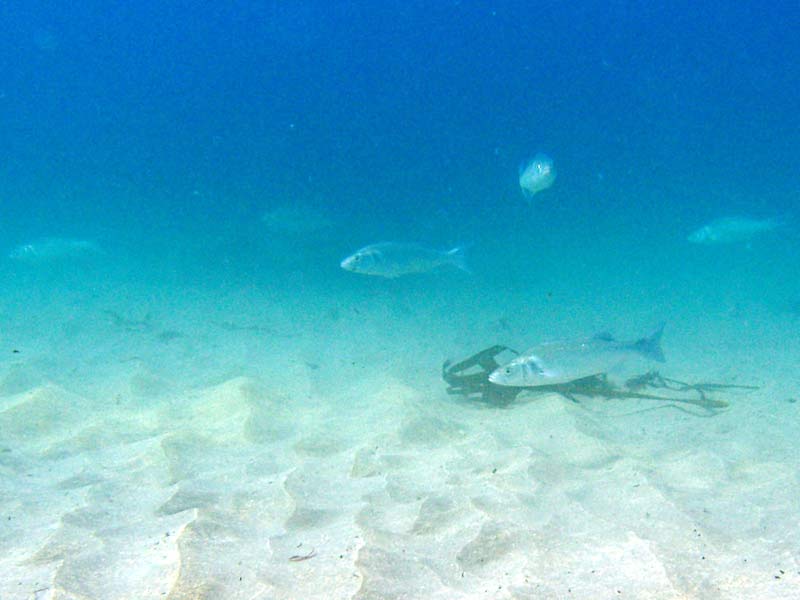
{"left": 489, "top": 323, "right": 665, "bottom": 387}
{"left": 687, "top": 216, "right": 782, "bottom": 245}
{"left": 340, "top": 242, "right": 469, "bottom": 279}
{"left": 519, "top": 153, "right": 556, "bottom": 199}
{"left": 8, "top": 238, "right": 105, "bottom": 262}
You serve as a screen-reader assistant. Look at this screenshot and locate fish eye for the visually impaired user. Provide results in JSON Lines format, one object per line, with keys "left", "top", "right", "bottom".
{"left": 504, "top": 367, "right": 512, "bottom": 374}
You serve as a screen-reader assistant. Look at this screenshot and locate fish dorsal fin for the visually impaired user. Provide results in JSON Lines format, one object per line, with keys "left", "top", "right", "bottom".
{"left": 592, "top": 331, "right": 615, "bottom": 342}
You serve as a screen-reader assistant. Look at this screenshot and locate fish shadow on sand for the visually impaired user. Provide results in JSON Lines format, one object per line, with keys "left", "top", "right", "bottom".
{"left": 443, "top": 345, "right": 756, "bottom": 416}
{"left": 102, "top": 309, "right": 186, "bottom": 343}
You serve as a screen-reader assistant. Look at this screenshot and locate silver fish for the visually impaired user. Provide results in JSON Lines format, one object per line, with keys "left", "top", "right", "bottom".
{"left": 489, "top": 324, "right": 665, "bottom": 387}
{"left": 340, "top": 243, "right": 469, "bottom": 279}
{"left": 8, "top": 238, "right": 104, "bottom": 262}
{"left": 688, "top": 216, "right": 782, "bottom": 244}
{"left": 519, "top": 153, "right": 556, "bottom": 199}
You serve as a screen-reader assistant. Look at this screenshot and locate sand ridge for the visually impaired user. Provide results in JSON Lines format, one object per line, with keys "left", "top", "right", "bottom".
{"left": 0, "top": 278, "right": 799, "bottom": 599}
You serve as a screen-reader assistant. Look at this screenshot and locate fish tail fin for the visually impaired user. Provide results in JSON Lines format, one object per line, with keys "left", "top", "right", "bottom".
{"left": 446, "top": 246, "right": 471, "bottom": 274}
{"left": 632, "top": 322, "right": 666, "bottom": 363}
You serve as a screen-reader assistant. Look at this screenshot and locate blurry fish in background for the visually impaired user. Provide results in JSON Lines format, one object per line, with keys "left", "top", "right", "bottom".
{"left": 788, "top": 296, "right": 800, "bottom": 317}
{"left": 340, "top": 242, "right": 469, "bottom": 279}
{"left": 261, "top": 204, "right": 336, "bottom": 236}
{"left": 8, "top": 238, "right": 105, "bottom": 262}
{"left": 687, "top": 216, "right": 783, "bottom": 245}
{"left": 519, "top": 153, "right": 556, "bottom": 199}
{"left": 33, "top": 28, "right": 59, "bottom": 52}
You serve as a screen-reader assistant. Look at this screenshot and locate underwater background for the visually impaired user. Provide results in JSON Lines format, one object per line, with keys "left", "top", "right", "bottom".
{"left": 2, "top": 2, "right": 800, "bottom": 599}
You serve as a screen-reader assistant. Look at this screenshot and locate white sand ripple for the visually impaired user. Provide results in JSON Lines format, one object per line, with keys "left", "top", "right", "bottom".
{"left": 2, "top": 367, "right": 799, "bottom": 599}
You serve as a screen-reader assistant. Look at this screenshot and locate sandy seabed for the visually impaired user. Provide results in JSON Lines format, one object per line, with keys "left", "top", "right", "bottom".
{"left": 1, "top": 276, "right": 799, "bottom": 600}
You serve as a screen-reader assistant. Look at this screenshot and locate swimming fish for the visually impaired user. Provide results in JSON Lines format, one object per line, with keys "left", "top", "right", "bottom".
{"left": 519, "top": 153, "right": 556, "bottom": 199}
{"left": 687, "top": 216, "right": 782, "bottom": 245}
{"left": 261, "top": 204, "right": 335, "bottom": 236}
{"left": 488, "top": 324, "right": 665, "bottom": 387}
{"left": 8, "top": 238, "right": 105, "bottom": 262}
{"left": 340, "top": 243, "right": 469, "bottom": 278}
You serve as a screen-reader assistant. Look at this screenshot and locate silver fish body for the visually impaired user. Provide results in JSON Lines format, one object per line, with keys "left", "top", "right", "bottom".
{"left": 519, "top": 153, "right": 556, "bottom": 198}
{"left": 489, "top": 325, "right": 665, "bottom": 387}
{"left": 688, "top": 217, "right": 781, "bottom": 244}
{"left": 340, "top": 242, "right": 468, "bottom": 279}
{"left": 8, "top": 238, "right": 104, "bottom": 262}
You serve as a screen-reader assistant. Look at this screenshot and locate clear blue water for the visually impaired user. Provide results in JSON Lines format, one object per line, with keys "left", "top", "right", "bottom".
{"left": 3, "top": 2, "right": 798, "bottom": 242}
{"left": 2, "top": 2, "right": 800, "bottom": 598}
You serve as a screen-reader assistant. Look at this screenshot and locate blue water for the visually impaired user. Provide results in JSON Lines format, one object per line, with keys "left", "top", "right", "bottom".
{"left": 3, "top": 2, "right": 798, "bottom": 235}
{"left": 2, "top": 2, "right": 800, "bottom": 598}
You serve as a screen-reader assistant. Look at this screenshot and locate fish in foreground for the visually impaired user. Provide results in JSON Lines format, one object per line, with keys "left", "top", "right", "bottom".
{"left": 688, "top": 216, "right": 782, "bottom": 244}
{"left": 519, "top": 153, "right": 556, "bottom": 198}
{"left": 8, "top": 238, "right": 105, "bottom": 262}
{"left": 340, "top": 242, "right": 469, "bottom": 278}
{"left": 489, "top": 323, "right": 665, "bottom": 387}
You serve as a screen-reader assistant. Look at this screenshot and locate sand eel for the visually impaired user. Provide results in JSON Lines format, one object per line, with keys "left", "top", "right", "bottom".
{"left": 340, "top": 242, "right": 469, "bottom": 278}
{"left": 489, "top": 324, "right": 665, "bottom": 387}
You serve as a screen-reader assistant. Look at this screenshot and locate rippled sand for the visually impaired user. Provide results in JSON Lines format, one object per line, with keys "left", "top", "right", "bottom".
{"left": 1, "top": 279, "right": 799, "bottom": 599}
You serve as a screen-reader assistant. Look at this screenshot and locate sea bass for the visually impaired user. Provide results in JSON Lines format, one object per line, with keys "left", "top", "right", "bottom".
{"left": 489, "top": 324, "right": 665, "bottom": 387}
{"left": 688, "top": 216, "right": 782, "bottom": 244}
{"left": 8, "top": 238, "right": 105, "bottom": 262}
{"left": 340, "top": 242, "right": 469, "bottom": 278}
{"left": 519, "top": 153, "right": 556, "bottom": 199}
